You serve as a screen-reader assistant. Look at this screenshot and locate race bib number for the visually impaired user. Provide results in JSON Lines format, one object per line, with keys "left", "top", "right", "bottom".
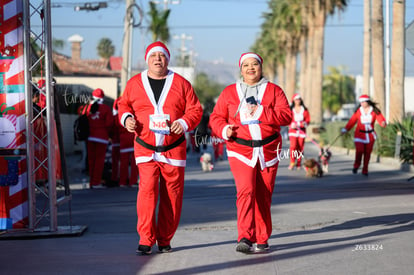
{"left": 149, "top": 114, "right": 170, "bottom": 134}
{"left": 240, "top": 104, "right": 259, "bottom": 125}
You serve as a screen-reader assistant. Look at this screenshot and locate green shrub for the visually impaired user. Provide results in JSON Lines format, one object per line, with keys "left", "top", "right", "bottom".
{"left": 377, "top": 117, "right": 413, "bottom": 164}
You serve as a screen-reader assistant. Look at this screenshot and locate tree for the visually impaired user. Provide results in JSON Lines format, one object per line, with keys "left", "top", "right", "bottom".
{"left": 322, "top": 66, "right": 355, "bottom": 115}
{"left": 371, "top": 0, "right": 385, "bottom": 113}
{"left": 193, "top": 72, "right": 224, "bottom": 109}
{"left": 97, "top": 38, "right": 115, "bottom": 60}
{"left": 52, "top": 38, "right": 65, "bottom": 51}
{"left": 147, "top": 1, "right": 170, "bottom": 43}
{"left": 390, "top": 0, "right": 405, "bottom": 122}
{"left": 305, "top": 0, "right": 348, "bottom": 125}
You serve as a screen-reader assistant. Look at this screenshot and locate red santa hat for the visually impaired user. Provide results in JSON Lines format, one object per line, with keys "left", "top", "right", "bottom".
{"left": 358, "top": 94, "right": 370, "bottom": 103}
{"left": 239, "top": 52, "right": 263, "bottom": 67}
{"left": 92, "top": 88, "right": 104, "bottom": 100}
{"left": 145, "top": 41, "right": 170, "bottom": 64}
{"left": 292, "top": 93, "right": 301, "bottom": 101}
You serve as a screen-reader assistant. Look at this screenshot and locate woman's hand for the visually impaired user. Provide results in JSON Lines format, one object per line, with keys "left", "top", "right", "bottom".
{"left": 226, "top": 124, "right": 238, "bottom": 138}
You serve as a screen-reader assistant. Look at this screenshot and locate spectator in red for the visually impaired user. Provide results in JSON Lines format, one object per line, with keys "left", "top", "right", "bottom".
{"left": 86, "top": 88, "right": 113, "bottom": 188}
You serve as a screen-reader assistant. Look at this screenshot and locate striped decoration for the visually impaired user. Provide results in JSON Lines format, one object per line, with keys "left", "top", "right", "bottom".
{"left": 0, "top": 0, "right": 28, "bottom": 229}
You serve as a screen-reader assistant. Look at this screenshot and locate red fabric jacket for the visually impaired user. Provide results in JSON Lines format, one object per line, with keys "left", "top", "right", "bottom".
{"left": 288, "top": 107, "right": 310, "bottom": 138}
{"left": 118, "top": 70, "right": 202, "bottom": 167}
{"left": 86, "top": 102, "right": 113, "bottom": 144}
{"left": 344, "top": 106, "right": 386, "bottom": 143}
{"left": 209, "top": 80, "right": 292, "bottom": 169}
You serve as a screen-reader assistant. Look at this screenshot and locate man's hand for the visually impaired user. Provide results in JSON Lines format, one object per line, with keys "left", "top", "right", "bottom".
{"left": 170, "top": 120, "right": 184, "bottom": 135}
{"left": 125, "top": 116, "right": 137, "bottom": 133}
{"left": 226, "top": 124, "right": 238, "bottom": 138}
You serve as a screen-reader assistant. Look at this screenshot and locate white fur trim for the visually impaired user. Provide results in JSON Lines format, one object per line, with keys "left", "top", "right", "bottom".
{"left": 239, "top": 53, "right": 261, "bottom": 67}
{"left": 121, "top": 112, "right": 133, "bottom": 127}
{"left": 176, "top": 118, "right": 189, "bottom": 132}
{"left": 222, "top": 125, "right": 231, "bottom": 140}
{"left": 145, "top": 46, "right": 170, "bottom": 63}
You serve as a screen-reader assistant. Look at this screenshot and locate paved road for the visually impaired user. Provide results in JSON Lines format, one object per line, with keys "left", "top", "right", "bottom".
{"left": 1, "top": 141, "right": 414, "bottom": 275}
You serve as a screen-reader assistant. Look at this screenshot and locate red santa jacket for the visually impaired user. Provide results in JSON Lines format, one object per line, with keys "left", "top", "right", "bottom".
{"left": 288, "top": 106, "right": 310, "bottom": 138}
{"left": 118, "top": 70, "right": 202, "bottom": 167}
{"left": 344, "top": 106, "right": 386, "bottom": 144}
{"left": 86, "top": 101, "right": 113, "bottom": 144}
{"left": 209, "top": 80, "right": 292, "bottom": 169}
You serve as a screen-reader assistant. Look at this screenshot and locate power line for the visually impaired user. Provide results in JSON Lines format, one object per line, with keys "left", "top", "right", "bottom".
{"left": 35, "top": 23, "right": 414, "bottom": 29}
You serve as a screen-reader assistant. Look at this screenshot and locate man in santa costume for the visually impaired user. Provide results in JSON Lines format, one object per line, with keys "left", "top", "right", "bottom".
{"left": 87, "top": 88, "right": 113, "bottom": 188}
{"left": 118, "top": 41, "right": 202, "bottom": 255}
{"left": 113, "top": 97, "right": 138, "bottom": 187}
{"left": 288, "top": 93, "right": 311, "bottom": 170}
{"left": 341, "top": 94, "right": 387, "bottom": 176}
{"left": 110, "top": 99, "right": 121, "bottom": 186}
{"left": 210, "top": 52, "right": 292, "bottom": 253}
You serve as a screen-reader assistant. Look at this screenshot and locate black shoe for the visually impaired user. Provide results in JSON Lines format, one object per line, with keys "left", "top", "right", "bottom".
{"left": 255, "top": 243, "right": 270, "bottom": 253}
{"left": 352, "top": 168, "right": 358, "bottom": 174}
{"left": 158, "top": 245, "right": 172, "bottom": 253}
{"left": 136, "top": 244, "right": 152, "bottom": 255}
{"left": 236, "top": 238, "right": 253, "bottom": 254}
{"left": 362, "top": 172, "right": 368, "bottom": 176}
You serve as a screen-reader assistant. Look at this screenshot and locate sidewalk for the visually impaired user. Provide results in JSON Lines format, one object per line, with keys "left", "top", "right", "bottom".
{"left": 1, "top": 141, "right": 414, "bottom": 274}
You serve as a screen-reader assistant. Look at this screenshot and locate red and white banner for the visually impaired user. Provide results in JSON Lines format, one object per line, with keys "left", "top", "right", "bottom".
{"left": 0, "top": 0, "right": 28, "bottom": 229}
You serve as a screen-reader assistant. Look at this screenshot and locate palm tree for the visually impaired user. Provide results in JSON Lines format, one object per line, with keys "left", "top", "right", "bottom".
{"left": 253, "top": 0, "right": 302, "bottom": 99}
{"left": 371, "top": 0, "right": 385, "bottom": 113}
{"left": 322, "top": 66, "right": 355, "bottom": 116}
{"left": 305, "top": 0, "right": 348, "bottom": 125}
{"left": 362, "top": 0, "right": 371, "bottom": 95}
{"left": 390, "top": 0, "right": 405, "bottom": 122}
{"left": 147, "top": 1, "right": 170, "bottom": 42}
{"left": 97, "top": 38, "right": 115, "bottom": 60}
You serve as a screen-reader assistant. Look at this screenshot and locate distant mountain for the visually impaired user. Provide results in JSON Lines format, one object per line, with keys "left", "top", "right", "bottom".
{"left": 194, "top": 59, "right": 239, "bottom": 85}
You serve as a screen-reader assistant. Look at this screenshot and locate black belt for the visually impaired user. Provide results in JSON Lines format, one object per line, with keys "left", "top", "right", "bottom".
{"left": 135, "top": 135, "right": 185, "bottom": 152}
{"left": 231, "top": 132, "right": 279, "bottom": 148}
{"left": 359, "top": 129, "right": 374, "bottom": 133}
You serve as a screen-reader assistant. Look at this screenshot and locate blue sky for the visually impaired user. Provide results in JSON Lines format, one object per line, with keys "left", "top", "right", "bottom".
{"left": 45, "top": 0, "right": 414, "bottom": 76}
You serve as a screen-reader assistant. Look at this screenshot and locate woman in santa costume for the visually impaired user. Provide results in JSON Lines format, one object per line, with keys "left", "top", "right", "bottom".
{"left": 288, "top": 93, "right": 311, "bottom": 170}
{"left": 118, "top": 41, "right": 202, "bottom": 255}
{"left": 210, "top": 52, "right": 292, "bottom": 253}
{"left": 87, "top": 88, "right": 113, "bottom": 188}
{"left": 341, "top": 94, "right": 386, "bottom": 176}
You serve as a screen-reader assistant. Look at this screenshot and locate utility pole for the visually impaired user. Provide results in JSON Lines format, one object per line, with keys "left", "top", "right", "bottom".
{"left": 121, "top": 0, "right": 135, "bottom": 94}
{"left": 173, "top": 33, "right": 192, "bottom": 67}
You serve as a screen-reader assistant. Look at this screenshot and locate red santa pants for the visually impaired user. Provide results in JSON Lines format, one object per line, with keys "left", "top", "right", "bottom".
{"left": 119, "top": 151, "right": 138, "bottom": 186}
{"left": 354, "top": 141, "right": 375, "bottom": 174}
{"left": 111, "top": 145, "right": 120, "bottom": 182}
{"left": 87, "top": 141, "right": 107, "bottom": 186}
{"left": 289, "top": 136, "right": 305, "bottom": 166}
{"left": 228, "top": 157, "right": 278, "bottom": 244}
{"left": 136, "top": 161, "right": 185, "bottom": 247}
{"left": 213, "top": 142, "right": 224, "bottom": 160}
